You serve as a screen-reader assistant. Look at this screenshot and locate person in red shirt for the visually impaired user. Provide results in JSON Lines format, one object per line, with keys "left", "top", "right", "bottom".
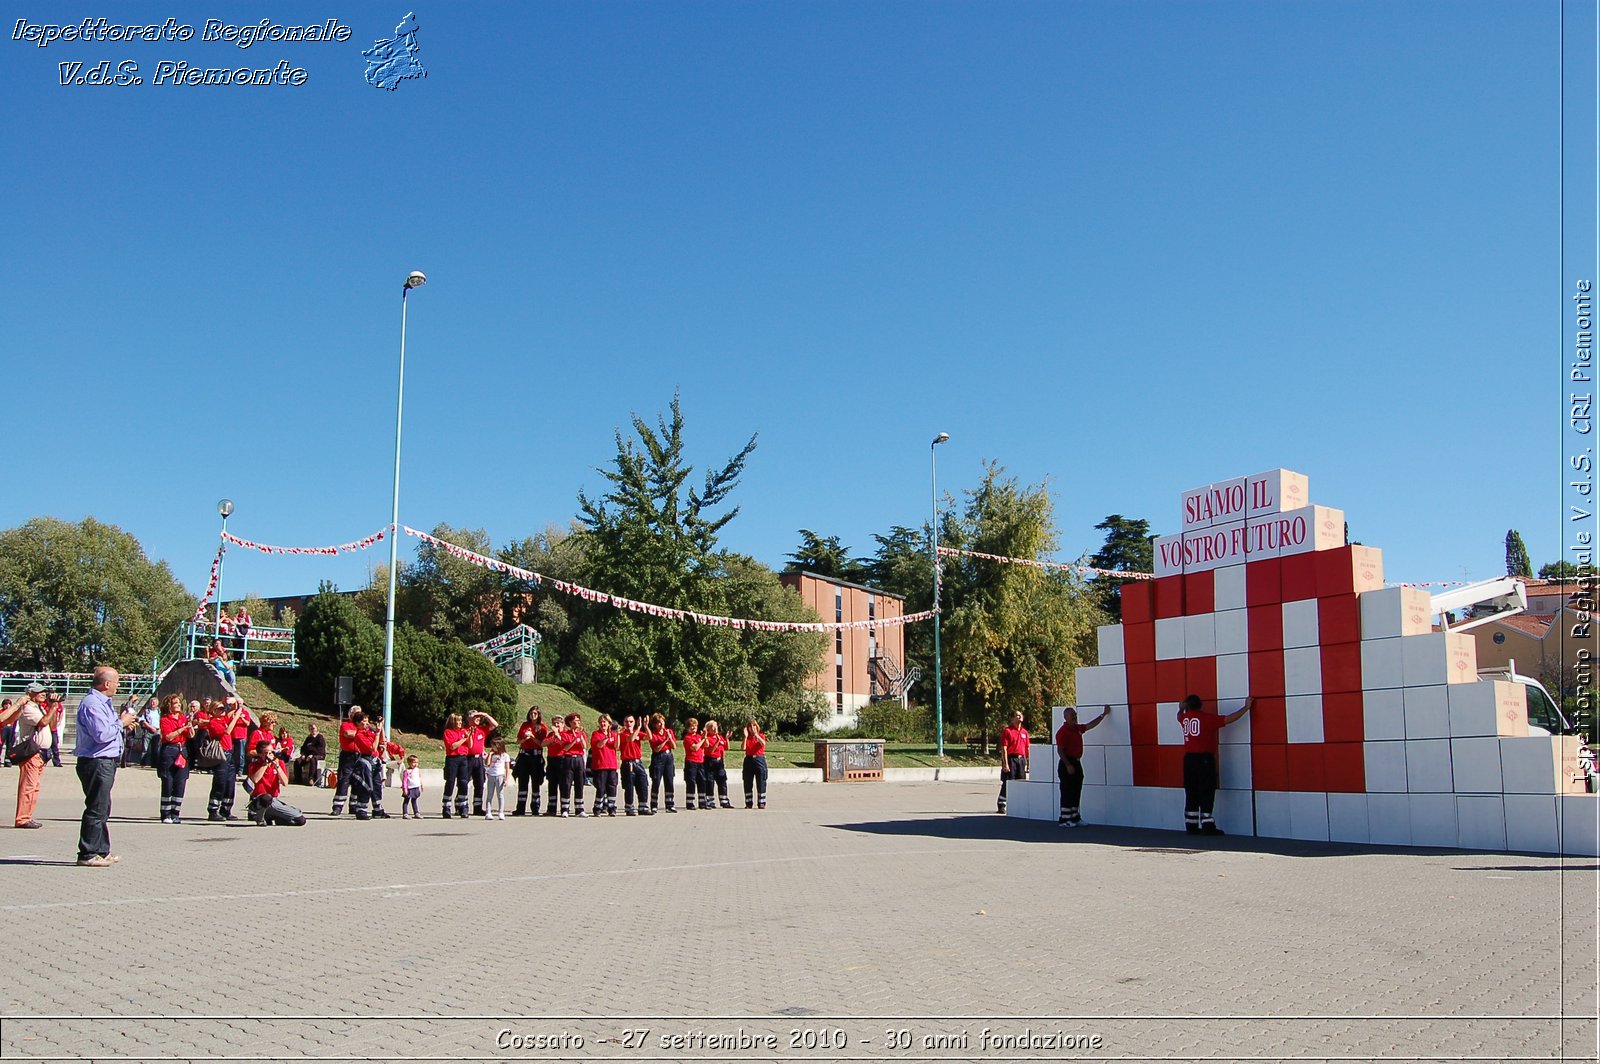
{"left": 701, "top": 720, "right": 731, "bottom": 809}
{"left": 647, "top": 713, "right": 677, "bottom": 813}
{"left": 246, "top": 710, "right": 278, "bottom": 761}
{"left": 204, "top": 698, "right": 249, "bottom": 822}
{"left": 246, "top": 740, "right": 288, "bottom": 825}
{"left": 616, "top": 714, "right": 652, "bottom": 816}
{"left": 561, "top": 713, "right": 588, "bottom": 817}
{"left": 589, "top": 716, "right": 620, "bottom": 817}
{"left": 1179, "top": 694, "right": 1252, "bottom": 835}
{"left": 227, "top": 697, "right": 253, "bottom": 776}
{"left": 543, "top": 716, "right": 570, "bottom": 816}
{"left": 278, "top": 727, "right": 297, "bottom": 765}
{"left": 681, "top": 718, "right": 706, "bottom": 812}
{"left": 353, "top": 715, "right": 390, "bottom": 819}
{"left": 157, "top": 694, "right": 196, "bottom": 824}
{"left": 997, "top": 711, "right": 1030, "bottom": 814}
{"left": 466, "top": 711, "right": 498, "bottom": 817}
{"left": 512, "top": 707, "right": 549, "bottom": 816}
{"left": 330, "top": 707, "right": 378, "bottom": 820}
{"left": 441, "top": 712, "right": 471, "bottom": 819}
{"left": 741, "top": 718, "right": 768, "bottom": 810}
{"left": 1055, "top": 705, "right": 1112, "bottom": 827}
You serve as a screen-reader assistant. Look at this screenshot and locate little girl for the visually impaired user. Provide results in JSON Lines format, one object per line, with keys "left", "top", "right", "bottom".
{"left": 484, "top": 739, "right": 511, "bottom": 820}
{"left": 401, "top": 755, "right": 422, "bottom": 819}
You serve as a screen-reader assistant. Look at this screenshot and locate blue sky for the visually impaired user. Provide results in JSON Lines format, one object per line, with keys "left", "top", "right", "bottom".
{"left": 2, "top": 1, "right": 1585, "bottom": 605}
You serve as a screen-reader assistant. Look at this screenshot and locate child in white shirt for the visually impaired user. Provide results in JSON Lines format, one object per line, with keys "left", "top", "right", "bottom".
{"left": 484, "top": 740, "right": 511, "bottom": 820}
{"left": 400, "top": 755, "right": 423, "bottom": 819}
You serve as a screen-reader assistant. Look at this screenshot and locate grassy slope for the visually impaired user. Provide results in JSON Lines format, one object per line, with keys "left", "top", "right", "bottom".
{"left": 233, "top": 672, "right": 996, "bottom": 771}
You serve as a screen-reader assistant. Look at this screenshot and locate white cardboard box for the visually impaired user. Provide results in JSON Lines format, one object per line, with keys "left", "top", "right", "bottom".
{"left": 1245, "top": 468, "right": 1311, "bottom": 518}
{"left": 1288, "top": 791, "right": 1330, "bottom": 842}
{"left": 1213, "top": 787, "right": 1254, "bottom": 836}
{"left": 1363, "top": 741, "right": 1409, "bottom": 792}
{"left": 1005, "top": 780, "right": 1052, "bottom": 820}
{"left": 1408, "top": 793, "right": 1458, "bottom": 848}
{"left": 1214, "top": 609, "right": 1248, "bottom": 656}
{"left": 1284, "top": 646, "right": 1323, "bottom": 696}
{"left": 1266, "top": 504, "right": 1345, "bottom": 560}
{"left": 1096, "top": 625, "right": 1125, "bottom": 666}
{"left": 1183, "top": 613, "right": 1216, "bottom": 659}
{"left": 1154, "top": 616, "right": 1186, "bottom": 661}
{"left": 1500, "top": 736, "right": 1588, "bottom": 794}
{"left": 1218, "top": 743, "right": 1253, "bottom": 788}
{"left": 1282, "top": 599, "right": 1320, "bottom": 649}
{"left": 1401, "top": 631, "right": 1478, "bottom": 687}
{"left": 1132, "top": 786, "right": 1178, "bottom": 830}
{"left": 1029, "top": 744, "right": 1058, "bottom": 785}
{"left": 1447, "top": 680, "right": 1529, "bottom": 738}
{"left": 1286, "top": 694, "right": 1325, "bottom": 744}
{"left": 1367, "top": 793, "right": 1412, "bottom": 846}
{"left": 1255, "top": 791, "right": 1294, "bottom": 838}
{"left": 1152, "top": 533, "right": 1185, "bottom": 577}
{"left": 1216, "top": 653, "right": 1251, "bottom": 701}
{"left": 1559, "top": 796, "right": 1600, "bottom": 856}
{"left": 1156, "top": 703, "right": 1184, "bottom": 745}
{"left": 1083, "top": 784, "right": 1134, "bottom": 827}
{"left": 1081, "top": 706, "right": 1131, "bottom": 747}
{"left": 1078, "top": 746, "right": 1107, "bottom": 787}
{"left": 1214, "top": 564, "right": 1247, "bottom": 612}
{"left": 1327, "top": 793, "right": 1369, "bottom": 844}
{"left": 1359, "top": 586, "right": 1433, "bottom": 640}
{"left": 1404, "top": 739, "right": 1454, "bottom": 792}
{"left": 1217, "top": 695, "right": 1252, "bottom": 744}
{"left": 1455, "top": 796, "right": 1506, "bottom": 851}
{"left": 1449, "top": 737, "right": 1503, "bottom": 794}
{"left": 1360, "top": 638, "right": 1405, "bottom": 690}
{"left": 1503, "top": 794, "right": 1559, "bottom": 854}
{"left": 1076, "top": 664, "right": 1128, "bottom": 707}
{"left": 1102, "top": 744, "right": 1134, "bottom": 787}
{"left": 1362, "top": 688, "right": 1406, "bottom": 741}
{"left": 1402, "top": 686, "right": 1450, "bottom": 740}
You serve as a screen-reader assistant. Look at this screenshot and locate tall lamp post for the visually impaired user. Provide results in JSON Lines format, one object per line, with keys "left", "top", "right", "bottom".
{"left": 930, "top": 432, "right": 949, "bottom": 757}
{"left": 213, "top": 499, "right": 234, "bottom": 644}
{"left": 382, "top": 271, "right": 426, "bottom": 739}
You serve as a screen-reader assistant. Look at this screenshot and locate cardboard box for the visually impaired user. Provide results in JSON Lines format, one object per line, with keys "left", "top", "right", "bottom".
{"left": 1320, "top": 642, "right": 1363, "bottom": 695}
{"left": 1245, "top": 468, "right": 1311, "bottom": 518}
{"left": 1252, "top": 696, "right": 1288, "bottom": 745}
{"left": 1287, "top": 744, "right": 1326, "bottom": 792}
{"left": 1128, "top": 704, "right": 1159, "bottom": 747}
{"left": 1124, "top": 622, "right": 1155, "bottom": 664}
{"left": 1449, "top": 737, "right": 1503, "bottom": 793}
{"left": 1279, "top": 551, "right": 1319, "bottom": 602}
{"left": 1282, "top": 599, "right": 1320, "bottom": 649}
{"left": 1405, "top": 739, "right": 1454, "bottom": 792}
{"left": 1408, "top": 793, "right": 1458, "bottom": 849}
{"left": 1361, "top": 687, "right": 1406, "bottom": 741}
{"left": 1502, "top": 794, "right": 1559, "bottom": 854}
{"left": 1456, "top": 796, "right": 1507, "bottom": 851}
{"left": 1360, "top": 637, "right": 1405, "bottom": 690}
{"left": 1183, "top": 613, "right": 1216, "bottom": 659}
{"left": 1252, "top": 743, "right": 1288, "bottom": 791}
{"left": 1322, "top": 691, "right": 1365, "bottom": 744}
{"left": 1096, "top": 624, "right": 1125, "bottom": 666}
{"left": 1285, "top": 694, "right": 1325, "bottom": 744}
{"left": 1081, "top": 785, "right": 1133, "bottom": 828}
{"left": 1327, "top": 792, "right": 1370, "bottom": 843}
{"left": 1255, "top": 790, "right": 1294, "bottom": 838}
{"left": 1078, "top": 746, "right": 1107, "bottom": 787}
{"left": 1363, "top": 741, "right": 1408, "bottom": 792}
{"left": 1447, "top": 680, "right": 1529, "bottom": 738}
{"left": 1359, "top": 586, "right": 1432, "bottom": 640}
{"left": 1323, "top": 741, "right": 1366, "bottom": 793}
{"left": 1185, "top": 658, "right": 1218, "bottom": 703}
{"left": 1152, "top": 575, "right": 1186, "bottom": 619}
{"left": 1219, "top": 742, "right": 1253, "bottom": 789}
{"left": 1402, "top": 685, "right": 1450, "bottom": 740}
{"left": 1081, "top": 705, "right": 1131, "bottom": 747}
{"left": 1317, "top": 594, "right": 1362, "bottom": 646}
{"left": 1158, "top": 745, "right": 1186, "bottom": 789}
{"left": 1214, "top": 564, "right": 1247, "bottom": 612}
{"left": 1154, "top": 616, "right": 1186, "bottom": 661}
{"left": 1155, "top": 659, "right": 1187, "bottom": 703}
{"left": 1156, "top": 702, "right": 1184, "bottom": 745}
{"left": 1152, "top": 534, "right": 1185, "bottom": 578}
{"left": 1181, "top": 523, "right": 1247, "bottom": 574}
{"left": 1121, "top": 581, "right": 1153, "bottom": 625}
{"left": 1102, "top": 744, "right": 1134, "bottom": 787}
{"left": 1212, "top": 788, "right": 1254, "bottom": 837}
{"left": 1249, "top": 651, "right": 1286, "bottom": 697}
{"left": 1182, "top": 476, "right": 1249, "bottom": 530}
{"left": 1246, "top": 557, "right": 1282, "bottom": 603}
{"left": 1288, "top": 791, "right": 1330, "bottom": 842}
{"left": 1445, "top": 634, "right": 1477, "bottom": 685}
{"left": 1216, "top": 653, "right": 1251, "bottom": 701}
{"left": 1254, "top": 505, "right": 1344, "bottom": 561}
{"left": 1500, "top": 736, "right": 1590, "bottom": 795}
{"left": 1215, "top": 609, "right": 1249, "bottom": 656}
{"left": 1029, "top": 743, "right": 1058, "bottom": 785}
{"left": 1315, "top": 544, "right": 1385, "bottom": 598}
{"left": 1248, "top": 604, "right": 1285, "bottom": 652}
{"left": 1559, "top": 796, "right": 1600, "bottom": 856}
{"left": 1076, "top": 664, "right": 1128, "bottom": 707}
{"left": 1217, "top": 697, "right": 1252, "bottom": 744}
{"left": 1126, "top": 664, "right": 1156, "bottom": 707}
{"left": 1367, "top": 793, "right": 1412, "bottom": 846}
{"left": 1284, "top": 646, "right": 1323, "bottom": 696}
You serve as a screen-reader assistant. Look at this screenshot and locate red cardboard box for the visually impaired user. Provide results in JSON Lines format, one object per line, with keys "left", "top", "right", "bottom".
{"left": 1152, "top": 575, "right": 1186, "bottom": 619}
{"left": 1247, "top": 604, "right": 1285, "bottom": 652}
{"left": 1183, "top": 570, "right": 1215, "bottom": 615}
{"left": 1129, "top": 703, "right": 1159, "bottom": 747}
{"left": 1246, "top": 557, "right": 1282, "bottom": 607}
{"left": 1320, "top": 641, "right": 1363, "bottom": 694}
{"left": 1185, "top": 657, "right": 1218, "bottom": 703}
{"left": 1322, "top": 690, "right": 1365, "bottom": 744}
{"left": 1158, "top": 745, "right": 1186, "bottom": 789}
{"left": 1280, "top": 551, "right": 1319, "bottom": 602}
{"left": 1286, "top": 744, "right": 1327, "bottom": 792}
{"left": 1123, "top": 622, "right": 1155, "bottom": 664}
{"left": 1315, "top": 544, "right": 1385, "bottom": 598}
{"left": 1252, "top": 743, "right": 1288, "bottom": 791}
{"left": 1126, "top": 662, "right": 1157, "bottom": 705}
{"left": 1156, "top": 659, "right": 1188, "bottom": 703}
{"left": 1120, "top": 581, "right": 1152, "bottom": 625}
{"left": 1252, "top": 695, "right": 1288, "bottom": 744}
{"left": 1317, "top": 594, "right": 1361, "bottom": 646}
{"left": 1131, "top": 744, "right": 1161, "bottom": 787}
{"left": 1322, "top": 742, "right": 1366, "bottom": 793}
{"left": 1249, "top": 650, "right": 1287, "bottom": 697}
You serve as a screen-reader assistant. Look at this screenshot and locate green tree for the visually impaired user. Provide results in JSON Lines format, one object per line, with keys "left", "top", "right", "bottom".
{"left": 0, "top": 517, "right": 195, "bottom": 671}
{"left": 1086, "top": 514, "right": 1154, "bottom": 620}
{"left": 1538, "top": 560, "right": 1585, "bottom": 580}
{"left": 397, "top": 523, "right": 504, "bottom": 643}
{"left": 496, "top": 523, "right": 586, "bottom": 684}
{"left": 392, "top": 624, "right": 516, "bottom": 733}
{"left": 1505, "top": 530, "right": 1533, "bottom": 578}
{"left": 294, "top": 584, "right": 384, "bottom": 710}
{"left": 939, "top": 464, "right": 1108, "bottom": 740}
{"left": 784, "top": 530, "right": 866, "bottom": 582}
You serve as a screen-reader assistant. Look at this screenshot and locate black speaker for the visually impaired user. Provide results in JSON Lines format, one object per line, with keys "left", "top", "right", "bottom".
{"left": 335, "top": 676, "right": 353, "bottom": 706}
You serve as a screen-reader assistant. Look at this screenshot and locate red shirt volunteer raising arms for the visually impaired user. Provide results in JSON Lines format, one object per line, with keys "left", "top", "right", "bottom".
{"left": 617, "top": 724, "right": 644, "bottom": 762}
{"left": 648, "top": 725, "right": 676, "bottom": 753}
{"left": 590, "top": 728, "right": 620, "bottom": 771}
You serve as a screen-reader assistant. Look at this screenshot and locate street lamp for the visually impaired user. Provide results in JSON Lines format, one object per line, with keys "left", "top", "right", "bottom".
{"left": 930, "top": 432, "right": 949, "bottom": 757}
{"left": 214, "top": 499, "right": 234, "bottom": 643}
{"left": 382, "top": 270, "right": 426, "bottom": 739}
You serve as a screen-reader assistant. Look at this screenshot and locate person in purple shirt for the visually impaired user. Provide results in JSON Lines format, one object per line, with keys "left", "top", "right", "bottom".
{"left": 74, "top": 666, "right": 133, "bottom": 867}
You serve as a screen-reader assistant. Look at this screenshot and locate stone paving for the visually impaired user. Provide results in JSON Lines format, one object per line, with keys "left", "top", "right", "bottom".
{"left": 0, "top": 762, "right": 1593, "bottom": 1063}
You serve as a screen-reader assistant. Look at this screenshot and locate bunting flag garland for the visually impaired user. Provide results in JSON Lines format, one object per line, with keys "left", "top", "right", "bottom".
{"left": 191, "top": 545, "right": 225, "bottom": 621}
{"left": 936, "top": 545, "right": 1156, "bottom": 580}
{"left": 221, "top": 528, "right": 389, "bottom": 556}
{"left": 403, "top": 526, "right": 936, "bottom": 632}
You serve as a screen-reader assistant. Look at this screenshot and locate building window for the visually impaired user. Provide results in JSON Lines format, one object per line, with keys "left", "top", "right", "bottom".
{"left": 1493, "top": 632, "right": 1506, "bottom": 645}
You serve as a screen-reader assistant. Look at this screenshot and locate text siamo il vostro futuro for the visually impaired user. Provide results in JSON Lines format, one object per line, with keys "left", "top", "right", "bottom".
{"left": 14, "top": 18, "right": 352, "bottom": 87}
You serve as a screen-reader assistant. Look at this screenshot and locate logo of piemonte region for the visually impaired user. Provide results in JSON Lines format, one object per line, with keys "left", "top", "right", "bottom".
{"left": 363, "top": 11, "right": 426, "bottom": 90}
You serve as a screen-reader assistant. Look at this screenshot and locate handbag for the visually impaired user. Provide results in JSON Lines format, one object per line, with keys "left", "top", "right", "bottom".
{"left": 6, "top": 735, "right": 39, "bottom": 764}
{"left": 195, "top": 737, "right": 227, "bottom": 770}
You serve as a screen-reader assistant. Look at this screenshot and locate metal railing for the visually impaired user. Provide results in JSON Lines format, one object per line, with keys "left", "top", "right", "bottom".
{"left": 180, "top": 620, "right": 297, "bottom": 669}
{"left": 471, "top": 624, "right": 541, "bottom": 670}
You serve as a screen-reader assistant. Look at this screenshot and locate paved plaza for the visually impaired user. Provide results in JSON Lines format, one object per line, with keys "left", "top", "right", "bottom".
{"left": 0, "top": 764, "right": 1594, "bottom": 1063}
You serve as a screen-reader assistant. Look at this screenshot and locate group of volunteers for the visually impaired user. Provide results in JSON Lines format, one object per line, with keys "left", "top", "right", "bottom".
{"left": 431, "top": 707, "right": 771, "bottom": 819}
{"left": 998, "top": 694, "right": 1254, "bottom": 834}
{"left": 148, "top": 694, "right": 310, "bottom": 825}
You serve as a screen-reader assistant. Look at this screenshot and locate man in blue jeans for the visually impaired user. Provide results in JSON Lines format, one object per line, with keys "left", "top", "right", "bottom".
{"left": 74, "top": 666, "right": 133, "bottom": 868}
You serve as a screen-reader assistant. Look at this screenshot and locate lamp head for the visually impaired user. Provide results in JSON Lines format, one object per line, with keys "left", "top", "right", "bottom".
{"left": 217, "top": 499, "right": 235, "bottom": 518}
{"left": 932, "top": 432, "right": 950, "bottom": 446}
{"left": 403, "top": 271, "right": 427, "bottom": 290}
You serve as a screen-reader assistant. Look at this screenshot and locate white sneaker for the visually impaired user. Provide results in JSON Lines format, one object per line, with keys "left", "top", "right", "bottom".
{"left": 483, "top": 813, "right": 491, "bottom": 820}
{"left": 498, "top": 812, "right": 506, "bottom": 820}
